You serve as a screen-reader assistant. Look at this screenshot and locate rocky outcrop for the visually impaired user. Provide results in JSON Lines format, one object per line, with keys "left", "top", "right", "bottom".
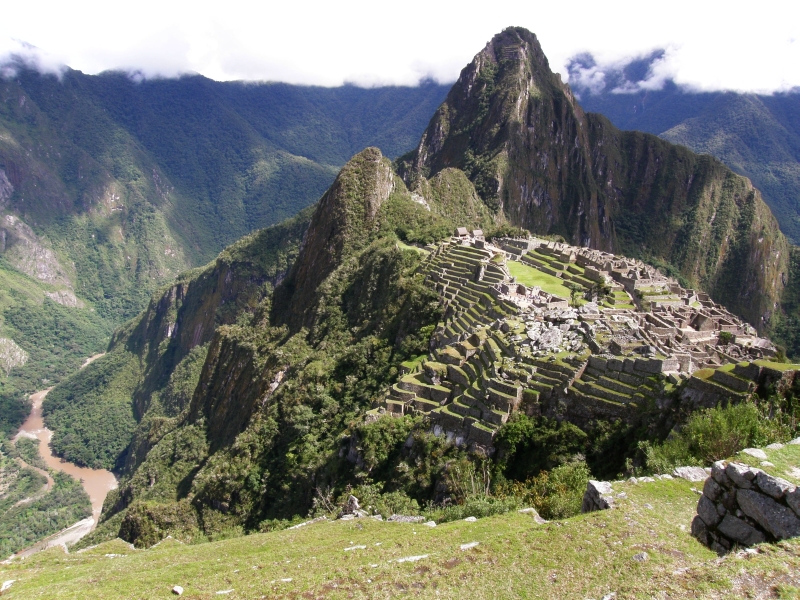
{"left": 0, "top": 337, "right": 28, "bottom": 376}
{"left": 582, "top": 480, "right": 615, "bottom": 512}
{"left": 399, "top": 27, "right": 790, "bottom": 333}
{"left": 45, "top": 290, "right": 84, "bottom": 308}
{"left": 276, "top": 147, "right": 396, "bottom": 329}
{"left": 692, "top": 460, "right": 800, "bottom": 553}
{"left": 0, "top": 214, "right": 73, "bottom": 287}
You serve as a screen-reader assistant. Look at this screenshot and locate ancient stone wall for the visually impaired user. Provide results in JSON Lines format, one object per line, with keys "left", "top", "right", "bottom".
{"left": 691, "top": 458, "right": 800, "bottom": 553}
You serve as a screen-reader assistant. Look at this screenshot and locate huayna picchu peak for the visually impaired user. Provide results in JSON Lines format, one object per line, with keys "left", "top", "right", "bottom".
{"left": 399, "top": 27, "right": 790, "bottom": 338}
{"left": 3, "top": 26, "right": 800, "bottom": 596}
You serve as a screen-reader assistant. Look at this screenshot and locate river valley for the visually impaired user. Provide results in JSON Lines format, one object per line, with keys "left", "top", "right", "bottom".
{"left": 10, "top": 356, "right": 117, "bottom": 556}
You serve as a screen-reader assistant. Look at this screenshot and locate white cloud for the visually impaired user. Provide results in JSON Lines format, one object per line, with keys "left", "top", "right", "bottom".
{"left": 1, "top": 0, "right": 798, "bottom": 92}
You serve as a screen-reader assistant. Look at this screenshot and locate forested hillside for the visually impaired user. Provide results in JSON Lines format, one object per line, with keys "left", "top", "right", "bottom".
{"left": 0, "top": 68, "right": 448, "bottom": 436}
{"left": 569, "top": 55, "right": 800, "bottom": 244}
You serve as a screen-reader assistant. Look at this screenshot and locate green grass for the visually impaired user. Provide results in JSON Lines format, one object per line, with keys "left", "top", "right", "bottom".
{"left": 2, "top": 476, "right": 799, "bottom": 598}
{"left": 731, "top": 442, "right": 800, "bottom": 484}
{"left": 396, "top": 241, "right": 429, "bottom": 255}
{"left": 506, "top": 260, "right": 573, "bottom": 300}
{"left": 754, "top": 360, "right": 800, "bottom": 372}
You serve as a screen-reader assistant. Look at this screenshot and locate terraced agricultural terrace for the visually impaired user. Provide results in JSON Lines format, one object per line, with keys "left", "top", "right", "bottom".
{"left": 379, "top": 231, "right": 788, "bottom": 446}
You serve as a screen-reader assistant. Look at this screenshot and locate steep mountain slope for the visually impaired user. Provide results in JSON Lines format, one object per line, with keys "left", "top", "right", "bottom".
{"left": 569, "top": 62, "right": 800, "bottom": 243}
{"left": 398, "top": 27, "right": 790, "bottom": 335}
{"left": 0, "top": 69, "right": 449, "bottom": 437}
{"left": 52, "top": 147, "right": 493, "bottom": 545}
{"left": 41, "top": 28, "right": 800, "bottom": 549}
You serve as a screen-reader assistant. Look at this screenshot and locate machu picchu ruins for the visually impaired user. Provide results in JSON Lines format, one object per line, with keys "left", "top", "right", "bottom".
{"left": 378, "top": 229, "right": 786, "bottom": 449}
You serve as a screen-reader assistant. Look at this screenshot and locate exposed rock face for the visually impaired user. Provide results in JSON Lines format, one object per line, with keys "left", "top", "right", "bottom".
{"left": 400, "top": 27, "right": 790, "bottom": 332}
{"left": 0, "top": 214, "right": 73, "bottom": 287}
{"left": 692, "top": 460, "right": 800, "bottom": 553}
{"left": 0, "top": 168, "right": 13, "bottom": 210}
{"left": 45, "top": 290, "right": 84, "bottom": 308}
{"left": 0, "top": 337, "right": 28, "bottom": 376}
{"left": 276, "top": 147, "right": 395, "bottom": 328}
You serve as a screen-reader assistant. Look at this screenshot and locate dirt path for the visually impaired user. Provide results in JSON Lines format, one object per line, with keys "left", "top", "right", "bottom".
{"left": 12, "top": 517, "right": 96, "bottom": 559}
{"left": 81, "top": 352, "right": 105, "bottom": 369}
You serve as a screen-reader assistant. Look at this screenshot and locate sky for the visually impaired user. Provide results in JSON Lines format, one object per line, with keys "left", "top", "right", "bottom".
{"left": 2, "top": 0, "right": 799, "bottom": 93}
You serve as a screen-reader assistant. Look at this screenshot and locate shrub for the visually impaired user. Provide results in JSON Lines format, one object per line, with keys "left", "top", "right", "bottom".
{"left": 496, "top": 460, "right": 590, "bottom": 520}
{"left": 641, "top": 401, "right": 788, "bottom": 472}
{"left": 424, "top": 496, "right": 520, "bottom": 524}
{"left": 494, "top": 414, "right": 588, "bottom": 481}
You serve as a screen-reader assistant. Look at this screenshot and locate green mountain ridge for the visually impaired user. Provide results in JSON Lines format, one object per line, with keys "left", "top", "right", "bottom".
{"left": 571, "top": 68, "right": 800, "bottom": 244}
{"left": 42, "top": 25, "right": 800, "bottom": 548}
{"left": 8, "top": 27, "right": 800, "bottom": 554}
{"left": 0, "top": 69, "right": 449, "bottom": 439}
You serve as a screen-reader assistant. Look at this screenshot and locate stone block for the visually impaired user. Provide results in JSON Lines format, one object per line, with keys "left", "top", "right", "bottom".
{"left": 711, "top": 461, "right": 731, "bottom": 487}
{"left": 717, "top": 514, "right": 766, "bottom": 546}
{"left": 703, "top": 477, "right": 723, "bottom": 503}
{"left": 741, "top": 448, "right": 768, "bottom": 460}
{"left": 607, "top": 358, "right": 623, "bottom": 371}
{"left": 588, "top": 355, "right": 608, "bottom": 371}
{"left": 754, "top": 472, "right": 795, "bottom": 500}
{"left": 582, "top": 480, "right": 615, "bottom": 513}
{"left": 673, "top": 466, "right": 708, "bottom": 482}
{"left": 691, "top": 515, "right": 709, "bottom": 544}
{"left": 786, "top": 488, "right": 800, "bottom": 517}
{"left": 698, "top": 495, "right": 722, "bottom": 527}
{"left": 634, "top": 358, "right": 660, "bottom": 374}
{"left": 737, "top": 489, "right": 800, "bottom": 540}
{"left": 725, "top": 463, "right": 758, "bottom": 488}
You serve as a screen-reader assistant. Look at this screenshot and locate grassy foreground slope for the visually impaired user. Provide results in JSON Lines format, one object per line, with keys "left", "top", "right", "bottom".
{"left": 2, "top": 447, "right": 799, "bottom": 598}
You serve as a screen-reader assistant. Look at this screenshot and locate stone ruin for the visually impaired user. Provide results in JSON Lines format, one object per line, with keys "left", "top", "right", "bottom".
{"left": 692, "top": 455, "right": 800, "bottom": 553}
{"left": 580, "top": 439, "right": 800, "bottom": 554}
{"left": 374, "top": 231, "right": 792, "bottom": 452}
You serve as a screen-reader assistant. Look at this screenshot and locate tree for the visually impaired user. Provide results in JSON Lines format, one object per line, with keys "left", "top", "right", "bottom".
{"left": 565, "top": 283, "right": 582, "bottom": 307}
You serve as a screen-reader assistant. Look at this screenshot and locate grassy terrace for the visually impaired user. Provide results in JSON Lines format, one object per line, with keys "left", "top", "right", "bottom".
{"left": 507, "top": 260, "right": 572, "bottom": 300}
{"left": 397, "top": 241, "right": 430, "bottom": 255}
{"left": 2, "top": 458, "right": 800, "bottom": 599}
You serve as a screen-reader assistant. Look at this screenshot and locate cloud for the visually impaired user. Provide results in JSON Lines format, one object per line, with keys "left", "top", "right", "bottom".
{"left": 0, "top": 0, "right": 798, "bottom": 92}
{"left": 0, "top": 38, "right": 68, "bottom": 79}
{"left": 567, "top": 49, "right": 679, "bottom": 96}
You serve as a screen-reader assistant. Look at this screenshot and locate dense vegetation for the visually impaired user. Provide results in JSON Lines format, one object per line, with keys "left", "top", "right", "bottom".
{"left": 0, "top": 439, "right": 91, "bottom": 556}
{"left": 570, "top": 58, "right": 800, "bottom": 243}
{"left": 0, "top": 262, "right": 112, "bottom": 437}
{"left": 0, "top": 69, "right": 448, "bottom": 441}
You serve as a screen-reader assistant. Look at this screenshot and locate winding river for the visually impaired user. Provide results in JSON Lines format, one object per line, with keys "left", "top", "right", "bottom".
{"left": 11, "top": 354, "right": 117, "bottom": 555}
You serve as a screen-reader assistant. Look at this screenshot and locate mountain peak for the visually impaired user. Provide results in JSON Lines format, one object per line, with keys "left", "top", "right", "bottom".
{"left": 274, "top": 147, "right": 395, "bottom": 327}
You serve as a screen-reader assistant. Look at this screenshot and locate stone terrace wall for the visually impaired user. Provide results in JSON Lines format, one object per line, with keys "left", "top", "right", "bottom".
{"left": 691, "top": 460, "right": 800, "bottom": 553}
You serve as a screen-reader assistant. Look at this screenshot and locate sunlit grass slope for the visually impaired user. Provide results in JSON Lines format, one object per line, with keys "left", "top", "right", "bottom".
{"left": 3, "top": 462, "right": 800, "bottom": 599}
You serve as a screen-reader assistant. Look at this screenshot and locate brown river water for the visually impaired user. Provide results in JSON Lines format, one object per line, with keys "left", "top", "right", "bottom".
{"left": 9, "top": 354, "right": 117, "bottom": 557}
{"left": 14, "top": 389, "right": 118, "bottom": 524}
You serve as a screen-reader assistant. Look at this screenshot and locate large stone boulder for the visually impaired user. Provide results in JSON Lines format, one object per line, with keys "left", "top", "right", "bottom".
{"left": 582, "top": 480, "right": 615, "bottom": 513}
